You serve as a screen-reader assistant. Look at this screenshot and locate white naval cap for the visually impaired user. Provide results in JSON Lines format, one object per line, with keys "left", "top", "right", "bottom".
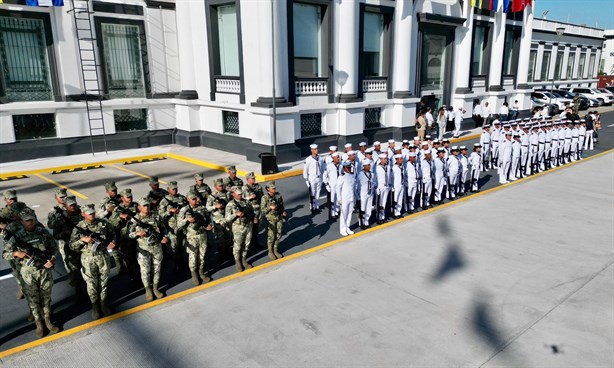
{"left": 359, "top": 142, "right": 367, "bottom": 146}
{"left": 344, "top": 143, "right": 352, "bottom": 148}
{"left": 402, "top": 139, "right": 409, "bottom": 144}
{"left": 473, "top": 143, "right": 482, "bottom": 147}
{"left": 408, "top": 152, "right": 417, "bottom": 158}
{"left": 374, "top": 141, "right": 381, "bottom": 146}
{"left": 331, "top": 152, "right": 340, "bottom": 157}
{"left": 379, "top": 153, "right": 388, "bottom": 159}
{"left": 394, "top": 145, "right": 402, "bottom": 151}
{"left": 342, "top": 160, "right": 352, "bottom": 167}
{"left": 329, "top": 145, "right": 337, "bottom": 151}
{"left": 310, "top": 144, "right": 318, "bottom": 149}
{"left": 393, "top": 154, "right": 403, "bottom": 159}
{"left": 361, "top": 159, "right": 372, "bottom": 166}
{"left": 421, "top": 141, "right": 429, "bottom": 146}
{"left": 451, "top": 146, "right": 459, "bottom": 151}
{"left": 413, "top": 136, "right": 420, "bottom": 141}
{"left": 460, "top": 146, "right": 467, "bottom": 150}
{"left": 422, "top": 149, "right": 431, "bottom": 155}
{"left": 505, "top": 131, "right": 512, "bottom": 135}
{"left": 365, "top": 148, "right": 374, "bottom": 153}
{"left": 347, "top": 150, "right": 355, "bottom": 155}
{"left": 388, "top": 139, "right": 395, "bottom": 144}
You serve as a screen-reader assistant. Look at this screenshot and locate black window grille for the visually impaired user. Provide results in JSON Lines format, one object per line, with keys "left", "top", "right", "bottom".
{"left": 364, "top": 108, "right": 381, "bottom": 129}
{"left": 13, "top": 113, "right": 56, "bottom": 141}
{"left": 0, "top": 16, "right": 53, "bottom": 102}
{"left": 300, "top": 113, "right": 322, "bottom": 137}
{"left": 223, "top": 110, "right": 239, "bottom": 135}
{"left": 114, "top": 109, "right": 148, "bottom": 132}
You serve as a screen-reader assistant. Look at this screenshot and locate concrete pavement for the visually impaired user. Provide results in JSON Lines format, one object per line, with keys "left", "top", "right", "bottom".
{"left": 1, "top": 151, "right": 611, "bottom": 367}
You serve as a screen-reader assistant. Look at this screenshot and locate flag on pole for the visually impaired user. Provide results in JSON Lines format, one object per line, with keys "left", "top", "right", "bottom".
{"left": 502, "top": 0, "right": 512, "bottom": 12}
{"left": 25, "top": 0, "right": 64, "bottom": 6}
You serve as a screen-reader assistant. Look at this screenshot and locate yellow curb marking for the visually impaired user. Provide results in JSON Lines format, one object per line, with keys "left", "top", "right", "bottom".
{"left": 2, "top": 149, "right": 610, "bottom": 359}
{"left": 109, "top": 164, "right": 168, "bottom": 185}
{"left": 33, "top": 174, "right": 89, "bottom": 200}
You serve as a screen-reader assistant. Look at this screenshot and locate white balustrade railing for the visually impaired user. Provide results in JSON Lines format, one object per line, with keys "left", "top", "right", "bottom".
{"left": 362, "top": 78, "right": 387, "bottom": 92}
{"left": 215, "top": 78, "right": 241, "bottom": 94}
{"left": 295, "top": 80, "right": 328, "bottom": 95}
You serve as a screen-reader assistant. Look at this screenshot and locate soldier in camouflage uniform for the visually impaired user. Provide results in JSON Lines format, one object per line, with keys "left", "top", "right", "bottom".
{"left": 242, "top": 172, "right": 264, "bottom": 249}
{"left": 1, "top": 206, "right": 28, "bottom": 302}
{"left": 159, "top": 181, "right": 187, "bottom": 270}
{"left": 210, "top": 197, "right": 231, "bottom": 260}
{"left": 6, "top": 209, "right": 60, "bottom": 338}
{"left": 70, "top": 204, "right": 117, "bottom": 320}
{"left": 96, "top": 181, "right": 120, "bottom": 220}
{"left": 178, "top": 192, "right": 213, "bottom": 285}
{"left": 189, "top": 173, "right": 212, "bottom": 202}
{"left": 225, "top": 187, "right": 254, "bottom": 272}
{"left": 107, "top": 188, "right": 139, "bottom": 275}
{"left": 47, "top": 195, "right": 85, "bottom": 298}
{"left": 129, "top": 198, "right": 169, "bottom": 302}
{"left": 261, "top": 182, "right": 287, "bottom": 260}
{"left": 147, "top": 177, "right": 168, "bottom": 215}
{"left": 223, "top": 165, "right": 244, "bottom": 192}
{"left": 206, "top": 178, "right": 230, "bottom": 213}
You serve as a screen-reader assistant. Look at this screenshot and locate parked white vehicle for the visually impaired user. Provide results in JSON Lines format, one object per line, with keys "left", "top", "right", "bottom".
{"left": 568, "top": 88, "right": 613, "bottom": 105}
{"left": 532, "top": 91, "right": 572, "bottom": 111}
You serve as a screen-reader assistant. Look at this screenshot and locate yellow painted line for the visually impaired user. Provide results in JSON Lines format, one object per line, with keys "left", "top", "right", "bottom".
{"left": 33, "top": 174, "right": 88, "bottom": 200}
{"left": 1, "top": 148, "right": 610, "bottom": 359}
{"left": 109, "top": 164, "right": 168, "bottom": 185}
{"left": 450, "top": 133, "right": 480, "bottom": 144}
{"left": 0, "top": 154, "right": 168, "bottom": 179}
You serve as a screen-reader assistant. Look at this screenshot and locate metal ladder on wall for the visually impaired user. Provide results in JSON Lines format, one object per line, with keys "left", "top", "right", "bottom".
{"left": 68, "top": 0, "right": 108, "bottom": 155}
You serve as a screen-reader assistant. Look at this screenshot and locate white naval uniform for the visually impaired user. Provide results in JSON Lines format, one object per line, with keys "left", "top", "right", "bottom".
{"left": 570, "top": 127, "right": 579, "bottom": 161}
{"left": 459, "top": 154, "right": 469, "bottom": 194}
{"left": 480, "top": 131, "right": 492, "bottom": 170}
{"left": 520, "top": 132, "right": 530, "bottom": 176}
{"left": 511, "top": 139, "right": 521, "bottom": 180}
{"left": 406, "top": 160, "right": 421, "bottom": 211}
{"left": 491, "top": 127, "right": 501, "bottom": 167}
{"left": 375, "top": 162, "right": 392, "bottom": 221}
{"left": 577, "top": 125, "right": 586, "bottom": 158}
{"left": 564, "top": 127, "right": 572, "bottom": 163}
{"left": 421, "top": 158, "right": 433, "bottom": 207}
{"left": 337, "top": 172, "right": 356, "bottom": 236}
{"left": 356, "top": 169, "right": 377, "bottom": 226}
{"left": 433, "top": 157, "right": 447, "bottom": 202}
{"left": 544, "top": 129, "right": 552, "bottom": 167}
{"left": 303, "top": 154, "right": 324, "bottom": 210}
{"left": 447, "top": 154, "right": 460, "bottom": 198}
{"left": 499, "top": 137, "right": 513, "bottom": 183}
{"left": 529, "top": 132, "right": 539, "bottom": 172}
{"left": 392, "top": 163, "right": 407, "bottom": 216}
{"left": 323, "top": 162, "right": 342, "bottom": 217}
{"left": 537, "top": 129, "right": 546, "bottom": 170}
{"left": 453, "top": 110, "right": 463, "bottom": 137}
{"left": 469, "top": 152, "right": 482, "bottom": 192}
{"left": 550, "top": 128, "right": 559, "bottom": 166}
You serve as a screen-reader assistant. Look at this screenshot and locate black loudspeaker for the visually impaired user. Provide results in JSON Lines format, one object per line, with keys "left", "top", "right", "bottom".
{"left": 259, "top": 153, "right": 278, "bottom": 174}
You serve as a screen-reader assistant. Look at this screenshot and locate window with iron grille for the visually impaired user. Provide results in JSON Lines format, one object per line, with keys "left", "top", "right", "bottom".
{"left": 0, "top": 15, "right": 54, "bottom": 102}
{"left": 97, "top": 19, "right": 149, "bottom": 99}
{"left": 364, "top": 108, "right": 381, "bottom": 129}
{"left": 12, "top": 113, "right": 56, "bottom": 141}
{"left": 114, "top": 109, "right": 148, "bottom": 132}
{"left": 223, "top": 110, "right": 240, "bottom": 135}
{"left": 300, "top": 113, "right": 322, "bottom": 137}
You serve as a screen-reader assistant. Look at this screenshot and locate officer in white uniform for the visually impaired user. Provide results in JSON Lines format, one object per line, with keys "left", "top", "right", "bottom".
{"left": 337, "top": 161, "right": 356, "bottom": 237}
{"left": 324, "top": 146, "right": 338, "bottom": 165}
{"left": 421, "top": 150, "right": 433, "bottom": 208}
{"left": 578, "top": 120, "right": 586, "bottom": 160}
{"left": 323, "top": 152, "right": 341, "bottom": 219}
{"left": 356, "top": 142, "right": 368, "bottom": 162}
{"left": 563, "top": 122, "right": 573, "bottom": 163}
{"left": 570, "top": 121, "right": 580, "bottom": 162}
{"left": 375, "top": 153, "right": 392, "bottom": 224}
{"left": 499, "top": 131, "right": 513, "bottom": 184}
{"left": 356, "top": 159, "right": 376, "bottom": 229}
{"left": 479, "top": 125, "right": 492, "bottom": 171}
{"left": 529, "top": 125, "right": 539, "bottom": 174}
{"left": 459, "top": 146, "right": 469, "bottom": 195}
{"left": 406, "top": 152, "right": 421, "bottom": 213}
{"left": 386, "top": 139, "right": 396, "bottom": 159}
{"left": 469, "top": 143, "right": 482, "bottom": 192}
{"left": 391, "top": 154, "right": 406, "bottom": 218}
{"left": 491, "top": 121, "right": 501, "bottom": 169}
{"left": 341, "top": 143, "right": 353, "bottom": 162}
{"left": 447, "top": 146, "right": 461, "bottom": 199}
{"left": 433, "top": 148, "right": 447, "bottom": 204}
{"left": 550, "top": 122, "right": 560, "bottom": 168}
{"left": 303, "top": 144, "right": 324, "bottom": 213}
{"left": 537, "top": 124, "right": 546, "bottom": 171}
{"left": 511, "top": 133, "right": 522, "bottom": 180}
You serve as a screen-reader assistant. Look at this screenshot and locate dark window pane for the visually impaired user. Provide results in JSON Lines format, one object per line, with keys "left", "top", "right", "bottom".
{"left": 13, "top": 113, "right": 56, "bottom": 140}
{"left": 300, "top": 113, "right": 321, "bottom": 137}
{"left": 223, "top": 110, "right": 239, "bottom": 135}
{"left": 365, "top": 108, "right": 381, "bottom": 129}
{"left": 114, "top": 109, "right": 148, "bottom": 132}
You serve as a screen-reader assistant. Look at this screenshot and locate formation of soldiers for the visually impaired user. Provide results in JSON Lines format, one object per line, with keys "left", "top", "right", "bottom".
{"left": 0, "top": 166, "right": 287, "bottom": 338}
{"left": 479, "top": 116, "right": 596, "bottom": 185}
{"left": 304, "top": 139, "right": 483, "bottom": 236}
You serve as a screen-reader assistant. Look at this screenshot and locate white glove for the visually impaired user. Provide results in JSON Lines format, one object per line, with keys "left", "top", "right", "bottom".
{"left": 376, "top": 188, "right": 381, "bottom": 196}
{"left": 325, "top": 185, "right": 331, "bottom": 192}
{"left": 305, "top": 180, "right": 310, "bottom": 188}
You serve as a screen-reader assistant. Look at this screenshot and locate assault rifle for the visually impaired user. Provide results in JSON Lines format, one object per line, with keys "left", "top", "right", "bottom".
{"left": 131, "top": 217, "right": 163, "bottom": 245}
{"left": 12, "top": 236, "right": 58, "bottom": 274}
{"left": 74, "top": 226, "right": 111, "bottom": 253}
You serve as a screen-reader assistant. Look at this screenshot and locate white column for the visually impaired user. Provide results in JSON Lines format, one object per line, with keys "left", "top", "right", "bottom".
{"left": 515, "top": 5, "right": 534, "bottom": 88}
{"left": 392, "top": 0, "right": 413, "bottom": 98}
{"left": 453, "top": 3, "right": 474, "bottom": 94}
{"left": 561, "top": 45, "right": 570, "bottom": 79}
{"left": 488, "top": 10, "right": 507, "bottom": 90}
{"left": 548, "top": 44, "right": 559, "bottom": 81}
{"left": 582, "top": 48, "right": 591, "bottom": 79}
{"left": 571, "top": 47, "right": 579, "bottom": 79}
{"left": 252, "top": 0, "right": 287, "bottom": 106}
{"left": 593, "top": 49, "right": 602, "bottom": 77}
{"left": 335, "top": 0, "right": 359, "bottom": 100}
{"left": 175, "top": 1, "right": 198, "bottom": 99}
{"left": 535, "top": 43, "right": 544, "bottom": 82}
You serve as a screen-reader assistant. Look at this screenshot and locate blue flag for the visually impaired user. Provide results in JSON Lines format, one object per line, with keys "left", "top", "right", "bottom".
{"left": 503, "top": 0, "right": 512, "bottom": 12}
{"left": 26, "top": 0, "right": 64, "bottom": 6}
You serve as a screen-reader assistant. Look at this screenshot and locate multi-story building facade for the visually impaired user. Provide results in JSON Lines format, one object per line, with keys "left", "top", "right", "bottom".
{"left": 600, "top": 29, "right": 614, "bottom": 76}
{"left": 0, "top": 0, "right": 605, "bottom": 164}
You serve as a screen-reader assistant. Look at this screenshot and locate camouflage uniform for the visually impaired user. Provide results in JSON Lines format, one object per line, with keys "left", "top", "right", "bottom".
{"left": 205, "top": 186, "right": 229, "bottom": 213}
{"left": 107, "top": 190, "right": 139, "bottom": 276}
{"left": 189, "top": 173, "right": 212, "bottom": 202}
{"left": 6, "top": 213, "right": 60, "bottom": 337}
{"left": 260, "top": 186, "right": 286, "bottom": 259}
{"left": 224, "top": 190, "right": 254, "bottom": 271}
{"left": 223, "top": 165, "right": 244, "bottom": 192}
{"left": 95, "top": 181, "right": 120, "bottom": 220}
{"left": 177, "top": 195, "right": 212, "bottom": 284}
{"left": 159, "top": 184, "right": 187, "bottom": 267}
{"left": 242, "top": 173, "right": 263, "bottom": 248}
{"left": 1, "top": 206, "right": 26, "bottom": 299}
{"left": 70, "top": 205, "right": 116, "bottom": 319}
{"left": 46, "top": 197, "right": 83, "bottom": 288}
{"left": 210, "top": 198, "right": 231, "bottom": 258}
{"left": 147, "top": 177, "right": 168, "bottom": 215}
{"left": 128, "top": 200, "right": 167, "bottom": 301}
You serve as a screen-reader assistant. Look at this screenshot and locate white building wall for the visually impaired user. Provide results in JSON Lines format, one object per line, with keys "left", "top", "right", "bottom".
{"left": 601, "top": 30, "right": 614, "bottom": 75}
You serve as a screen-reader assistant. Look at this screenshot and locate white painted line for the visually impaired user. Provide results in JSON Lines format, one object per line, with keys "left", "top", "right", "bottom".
{"left": 607, "top": 123, "right": 614, "bottom": 128}
{"left": 0, "top": 274, "right": 14, "bottom": 281}
{"left": 31, "top": 205, "right": 41, "bottom": 208}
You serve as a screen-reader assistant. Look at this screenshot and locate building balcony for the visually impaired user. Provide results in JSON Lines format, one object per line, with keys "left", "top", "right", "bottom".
{"left": 295, "top": 78, "right": 328, "bottom": 96}
{"left": 214, "top": 76, "right": 241, "bottom": 94}
{"left": 362, "top": 77, "right": 387, "bottom": 93}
